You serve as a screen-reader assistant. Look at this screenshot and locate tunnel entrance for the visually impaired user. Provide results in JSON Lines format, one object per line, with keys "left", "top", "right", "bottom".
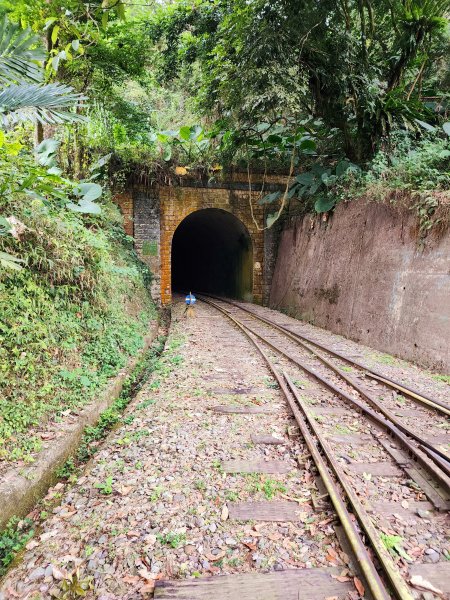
{"left": 171, "top": 208, "right": 253, "bottom": 299}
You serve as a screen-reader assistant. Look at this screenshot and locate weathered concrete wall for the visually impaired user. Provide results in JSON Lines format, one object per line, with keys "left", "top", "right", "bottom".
{"left": 270, "top": 199, "right": 450, "bottom": 371}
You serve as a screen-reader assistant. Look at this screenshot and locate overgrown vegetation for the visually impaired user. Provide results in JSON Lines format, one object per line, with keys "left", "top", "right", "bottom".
{"left": 73, "top": 334, "right": 165, "bottom": 466}
{"left": 0, "top": 8, "right": 157, "bottom": 466}
{"left": 0, "top": 332, "right": 166, "bottom": 577}
{"left": 2, "top": 1, "right": 447, "bottom": 225}
{"left": 0, "top": 517, "right": 34, "bottom": 576}
{"left": 0, "top": 0, "right": 448, "bottom": 467}
{"left": 0, "top": 195, "right": 156, "bottom": 463}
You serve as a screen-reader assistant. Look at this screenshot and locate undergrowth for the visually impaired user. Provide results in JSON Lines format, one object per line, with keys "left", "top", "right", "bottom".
{"left": 0, "top": 517, "right": 34, "bottom": 577}
{"left": 0, "top": 332, "right": 166, "bottom": 578}
{"left": 74, "top": 334, "right": 165, "bottom": 466}
{"left": 350, "top": 133, "right": 450, "bottom": 239}
{"left": 0, "top": 196, "right": 156, "bottom": 464}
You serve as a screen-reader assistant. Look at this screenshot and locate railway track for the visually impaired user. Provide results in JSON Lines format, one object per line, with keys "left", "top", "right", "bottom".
{"left": 198, "top": 294, "right": 450, "bottom": 600}
{"left": 3, "top": 296, "right": 448, "bottom": 599}
{"left": 205, "top": 296, "right": 450, "bottom": 418}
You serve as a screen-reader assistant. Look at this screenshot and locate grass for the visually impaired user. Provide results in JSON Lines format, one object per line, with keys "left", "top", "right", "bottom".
{"left": 225, "top": 490, "right": 240, "bottom": 501}
{"left": 0, "top": 332, "right": 167, "bottom": 578}
{"left": 150, "top": 485, "right": 164, "bottom": 502}
{"left": 377, "top": 353, "right": 397, "bottom": 365}
{"left": 247, "top": 474, "right": 286, "bottom": 499}
{"left": 334, "top": 424, "right": 352, "bottom": 434}
{"left": 157, "top": 532, "right": 187, "bottom": 549}
{"left": 432, "top": 374, "right": 450, "bottom": 384}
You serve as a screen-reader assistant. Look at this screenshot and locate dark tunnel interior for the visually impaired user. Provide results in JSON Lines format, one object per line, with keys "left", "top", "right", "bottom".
{"left": 171, "top": 208, "right": 253, "bottom": 299}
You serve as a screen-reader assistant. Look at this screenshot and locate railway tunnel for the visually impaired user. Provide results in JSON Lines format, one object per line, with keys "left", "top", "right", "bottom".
{"left": 171, "top": 208, "right": 253, "bottom": 299}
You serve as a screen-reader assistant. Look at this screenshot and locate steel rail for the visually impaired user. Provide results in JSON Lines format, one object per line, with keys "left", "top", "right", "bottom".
{"left": 204, "top": 295, "right": 450, "bottom": 417}
{"left": 200, "top": 296, "right": 413, "bottom": 600}
{"left": 199, "top": 296, "right": 450, "bottom": 501}
{"left": 200, "top": 295, "right": 450, "bottom": 475}
{"left": 367, "top": 373, "right": 450, "bottom": 416}
{"left": 199, "top": 298, "right": 393, "bottom": 600}
{"left": 283, "top": 373, "right": 415, "bottom": 600}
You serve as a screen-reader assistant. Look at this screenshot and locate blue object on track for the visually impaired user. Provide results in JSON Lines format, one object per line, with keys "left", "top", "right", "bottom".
{"left": 185, "top": 292, "right": 196, "bottom": 306}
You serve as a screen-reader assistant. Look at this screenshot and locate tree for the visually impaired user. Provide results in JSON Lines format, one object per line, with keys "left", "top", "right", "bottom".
{"left": 147, "top": 0, "right": 450, "bottom": 161}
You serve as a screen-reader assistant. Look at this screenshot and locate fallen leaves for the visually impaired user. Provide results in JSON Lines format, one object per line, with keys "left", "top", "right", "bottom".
{"left": 123, "top": 575, "right": 141, "bottom": 585}
{"left": 51, "top": 565, "right": 68, "bottom": 581}
{"left": 126, "top": 530, "right": 141, "bottom": 538}
{"left": 221, "top": 504, "right": 229, "bottom": 521}
{"left": 410, "top": 575, "right": 444, "bottom": 597}
{"left": 204, "top": 550, "right": 226, "bottom": 561}
{"left": 243, "top": 542, "right": 257, "bottom": 552}
{"left": 353, "top": 577, "right": 365, "bottom": 596}
{"left": 332, "top": 575, "right": 351, "bottom": 583}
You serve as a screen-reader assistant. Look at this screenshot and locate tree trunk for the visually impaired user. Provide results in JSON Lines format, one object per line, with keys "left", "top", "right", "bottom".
{"left": 35, "top": 121, "right": 44, "bottom": 146}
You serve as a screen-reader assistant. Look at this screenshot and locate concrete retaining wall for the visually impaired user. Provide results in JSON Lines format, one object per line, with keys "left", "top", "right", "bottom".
{"left": 0, "top": 323, "right": 159, "bottom": 531}
{"left": 270, "top": 199, "right": 450, "bottom": 371}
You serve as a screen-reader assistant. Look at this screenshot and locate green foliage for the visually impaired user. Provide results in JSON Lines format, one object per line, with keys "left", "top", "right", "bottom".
{"left": 0, "top": 16, "right": 44, "bottom": 84}
{"left": 94, "top": 475, "right": 114, "bottom": 495}
{"left": 148, "top": 0, "right": 449, "bottom": 162}
{"left": 157, "top": 531, "right": 187, "bottom": 549}
{"left": 74, "top": 335, "right": 165, "bottom": 464}
{"left": 432, "top": 374, "right": 450, "bottom": 384}
{"left": 0, "top": 135, "right": 105, "bottom": 226}
{"left": 0, "top": 16, "right": 85, "bottom": 127}
{"left": 0, "top": 188, "right": 155, "bottom": 462}
{"left": 363, "top": 133, "right": 450, "bottom": 192}
{"left": 380, "top": 533, "right": 413, "bottom": 562}
{"left": 0, "top": 517, "right": 34, "bottom": 576}
{"left": 56, "top": 457, "right": 77, "bottom": 480}
{"left": 247, "top": 474, "right": 286, "bottom": 500}
{"left": 282, "top": 161, "right": 361, "bottom": 214}
{"left": 0, "top": 82, "right": 86, "bottom": 127}
{"left": 59, "top": 568, "right": 94, "bottom": 599}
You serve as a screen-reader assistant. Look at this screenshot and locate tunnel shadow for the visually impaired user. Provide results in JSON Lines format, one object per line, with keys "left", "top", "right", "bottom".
{"left": 171, "top": 208, "right": 253, "bottom": 300}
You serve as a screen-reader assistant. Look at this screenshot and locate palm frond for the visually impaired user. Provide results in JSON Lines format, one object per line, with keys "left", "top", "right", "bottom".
{"left": 0, "top": 17, "right": 45, "bottom": 85}
{"left": 0, "top": 83, "right": 87, "bottom": 127}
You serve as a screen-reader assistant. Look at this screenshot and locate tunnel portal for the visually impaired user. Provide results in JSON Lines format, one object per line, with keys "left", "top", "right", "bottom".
{"left": 171, "top": 208, "right": 253, "bottom": 300}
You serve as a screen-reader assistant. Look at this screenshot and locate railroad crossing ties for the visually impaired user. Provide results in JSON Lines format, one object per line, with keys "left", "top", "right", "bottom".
{"left": 155, "top": 296, "right": 450, "bottom": 600}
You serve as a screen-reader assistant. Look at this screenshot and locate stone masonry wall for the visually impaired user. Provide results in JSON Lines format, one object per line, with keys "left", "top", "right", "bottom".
{"left": 115, "top": 184, "right": 270, "bottom": 306}
{"left": 114, "top": 192, "right": 134, "bottom": 237}
{"left": 159, "top": 186, "right": 265, "bottom": 306}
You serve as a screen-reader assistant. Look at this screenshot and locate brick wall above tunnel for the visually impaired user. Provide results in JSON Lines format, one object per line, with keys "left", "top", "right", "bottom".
{"left": 159, "top": 186, "right": 265, "bottom": 305}
{"left": 114, "top": 182, "right": 273, "bottom": 306}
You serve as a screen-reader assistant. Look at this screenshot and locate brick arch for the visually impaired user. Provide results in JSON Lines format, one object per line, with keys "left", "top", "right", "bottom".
{"left": 159, "top": 186, "right": 264, "bottom": 305}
